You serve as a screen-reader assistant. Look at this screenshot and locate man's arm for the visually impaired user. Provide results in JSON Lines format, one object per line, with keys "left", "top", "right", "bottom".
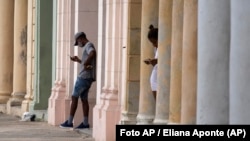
{"left": 84, "top": 50, "right": 96, "bottom": 68}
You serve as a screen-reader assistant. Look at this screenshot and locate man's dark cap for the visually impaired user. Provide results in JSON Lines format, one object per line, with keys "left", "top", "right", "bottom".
{"left": 74, "top": 32, "right": 86, "bottom": 46}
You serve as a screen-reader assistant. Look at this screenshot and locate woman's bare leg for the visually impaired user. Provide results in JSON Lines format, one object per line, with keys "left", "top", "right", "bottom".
{"left": 152, "top": 91, "right": 157, "bottom": 100}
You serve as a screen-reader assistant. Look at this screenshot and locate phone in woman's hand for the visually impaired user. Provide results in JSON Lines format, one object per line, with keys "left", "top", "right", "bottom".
{"left": 144, "top": 59, "right": 151, "bottom": 65}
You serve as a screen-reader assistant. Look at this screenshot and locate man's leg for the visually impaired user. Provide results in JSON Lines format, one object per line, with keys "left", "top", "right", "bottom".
{"left": 81, "top": 99, "right": 89, "bottom": 125}
{"left": 75, "top": 78, "right": 92, "bottom": 129}
{"left": 68, "top": 96, "right": 78, "bottom": 124}
{"left": 60, "top": 77, "right": 81, "bottom": 128}
{"left": 59, "top": 95, "right": 78, "bottom": 128}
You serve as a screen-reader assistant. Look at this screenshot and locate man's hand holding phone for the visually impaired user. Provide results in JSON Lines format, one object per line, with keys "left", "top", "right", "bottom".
{"left": 69, "top": 54, "right": 81, "bottom": 63}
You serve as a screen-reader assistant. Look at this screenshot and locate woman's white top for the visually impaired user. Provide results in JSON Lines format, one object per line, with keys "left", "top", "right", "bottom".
{"left": 150, "top": 47, "right": 158, "bottom": 91}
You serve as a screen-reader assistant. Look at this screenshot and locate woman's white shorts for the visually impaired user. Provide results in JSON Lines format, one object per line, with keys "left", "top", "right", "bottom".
{"left": 150, "top": 65, "right": 157, "bottom": 91}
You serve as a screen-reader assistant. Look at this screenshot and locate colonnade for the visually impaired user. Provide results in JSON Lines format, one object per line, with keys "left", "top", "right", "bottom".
{"left": 0, "top": 0, "right": 28, "bottom": 116}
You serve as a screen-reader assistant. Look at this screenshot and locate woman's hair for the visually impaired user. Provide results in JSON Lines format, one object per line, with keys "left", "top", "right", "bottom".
{"left": 147, "top": 24, "right": 158, "bottom": 40}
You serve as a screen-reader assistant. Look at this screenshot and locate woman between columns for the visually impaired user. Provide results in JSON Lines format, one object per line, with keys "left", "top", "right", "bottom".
{"left": 143, "top": 25, "right": 159, "bottom": 100}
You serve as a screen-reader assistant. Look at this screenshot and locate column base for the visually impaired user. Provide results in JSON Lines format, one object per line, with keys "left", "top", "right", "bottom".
{"left": 6, "top": 100, "right": 22, "bottom": 117}
{"left": 21, "top": 100, "right": 31, "bottom": 114}
{"left": 0, "top": 92, "right": 11, "bottom": 104}
{"left": 47, "top": 81, "right": 69, "bottom": 126}
{"left": 153, "top": 119, "right": 169, "bottom": 125}
{"left": 6, "top": 92, "right": 25, "bottom": 117}
{"left": 136, "top": 114, "right": 154, "bottom": 125}
{"left": 8, "top": 92, "right": 26, "bottom": 106}
{"left": 0, "top": 104, "right": 7, "bottom": 113}
{"left": 93, "top": 92, "right": 121, "bottom": 141}
{"left": 120, "top": 111, "right": 137, "bottom": 125}
{"left": 167, "top": 122, "right": 180, "bottom": 125}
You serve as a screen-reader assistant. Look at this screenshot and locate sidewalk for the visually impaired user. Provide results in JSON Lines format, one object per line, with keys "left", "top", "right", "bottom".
{"left": 0, "top": 112, "right": 95, "bottom": 141}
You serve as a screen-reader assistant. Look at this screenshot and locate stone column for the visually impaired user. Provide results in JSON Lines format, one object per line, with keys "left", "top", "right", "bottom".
{"left": 93, "top": 0, "right": 106, "bottom": 139}
{"left": 0, "top": 0, "right": 14, "bottom": 106}
{"left": 48, "top": 0, "right": 73, "bottom": 125}
{"left": 153, "top": 0, "right": 172, "bottom": 125}
{"left": 21, "top": 0, "right": 35, "bottom": 114}
{"left": 7, "top": 0, "right": 28, "bottom": 116}
{"left": 197, "top": 0, "right": 230, "bottom": 124}
{"left": 93, "top": 0, "right": 122, "bottom": 140}
{"left": 137, "top": 0, "right": 159, "bottom": 125}
{"left": 180, "top": 0, "right": 198, "bottom": 124}
{"left": 169, "top": 0, "right": 184, "bottom": 124}
{"left": 120, "top": 0, "right": 141, "bottom": 125}
{"left": 230, "top": 0, "right": 250, "bottom": 124}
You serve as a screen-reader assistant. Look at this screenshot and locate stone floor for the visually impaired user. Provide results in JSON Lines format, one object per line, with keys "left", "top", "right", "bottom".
{"left": 0, "top": 112, "right": 95, "bottom": 141}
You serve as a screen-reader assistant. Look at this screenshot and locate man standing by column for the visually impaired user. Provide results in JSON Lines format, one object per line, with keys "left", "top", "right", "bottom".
{"left": 60, "top": 31, "right": 96, "bottom": 129}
